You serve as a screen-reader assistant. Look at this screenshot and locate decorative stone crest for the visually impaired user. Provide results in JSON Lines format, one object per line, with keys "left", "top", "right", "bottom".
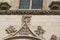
{"left": 5, "top": 15, "right": 45, "bottom": 40}
{"left": 19, "top": 15, "right": 36, "bottom": 36}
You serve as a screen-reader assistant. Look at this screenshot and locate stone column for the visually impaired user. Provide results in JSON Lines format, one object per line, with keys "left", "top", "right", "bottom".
{"left": 29, "top": 0, "right": 32, "bottom": 9}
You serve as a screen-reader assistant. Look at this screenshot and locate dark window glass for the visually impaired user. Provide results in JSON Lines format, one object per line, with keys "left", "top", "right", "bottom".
{"left": 19, "top": 0, "right": 30, "bottom": 9}
{"left": 32, "top": 0, "right": 43, "bottom": 9}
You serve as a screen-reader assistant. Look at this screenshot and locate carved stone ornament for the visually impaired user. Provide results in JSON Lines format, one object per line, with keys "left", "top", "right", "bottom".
{"left": 35, "top": 26, "right": 45, "bottom": 36}
{"left": 5, "top": 25, "right": 17, "bottom": 35}
{"left": 49, "top": 1, "right": 60, "bottom": 10}
{"left": 0, "top": 10, "right": 60, "bottom": 15}
{"left": 5, "top": 15, "right": 45, "bottom": 40}
{"left": 19, "top": 15, "right": 34, "bottom": 35}
{"left": 0, "top": 2, "right": 11, "bottom": 10}
{"left": 22, "top": 14, "right": 31, "bottom": 25}
{"left": 50, "top": 35, "right": 57, "bottom": 40}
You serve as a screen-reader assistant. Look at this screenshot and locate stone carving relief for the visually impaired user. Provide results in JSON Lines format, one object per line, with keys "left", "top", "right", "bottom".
{"left": 50, "top": 35, "right": 57, "bottom": 40}
{"left": 0, "top": 10, "right": 60, "bottom": 15}
{"left": 0, "top": 2, "right": 11, "bottom": 10}
{"left": 5, "top": 15, "right": 45, "bottom": 40}
{"left": 49, "top": 1, "right": 60, "bottom": 10}
{"left": 19, "top": 14, "right": 32, "bottom": 35}
{"left": 5, "top": 25, "right": 17, "bottom": 35}
{"left": 4, "top": 14, "right": 59, "bottom": 40}
{"left": 35, "top": 26, "right": 45, "bottom": 36}
{"left": 22, "top": 14, "right": 31, "bottom": 25}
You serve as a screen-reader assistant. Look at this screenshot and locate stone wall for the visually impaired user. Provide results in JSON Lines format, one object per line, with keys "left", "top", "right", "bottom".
{"left": 0, "top": 0, "right": 55, "bottom": 10}
{"left": 0, "top": 15, "right": 60, "bottom": 40}
{"left": 0, "top": 0, "right": 20, "bottom": 10}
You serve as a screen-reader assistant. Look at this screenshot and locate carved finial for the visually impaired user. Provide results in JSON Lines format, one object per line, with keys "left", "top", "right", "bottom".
{"left": 5, "top": 25, "right": 17, "bottom": 35}
{"left": 50, "top": 35, "right": 57, "bottom": 40}
{"left": 35, "top": 26, "right": 45, "bottom": 36}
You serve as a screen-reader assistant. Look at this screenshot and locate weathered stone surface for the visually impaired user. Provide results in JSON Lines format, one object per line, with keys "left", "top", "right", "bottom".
{"left": 0, "top": 2, "right": 11, "bottom": 10}
{"left": 49, "top": 1, "right": 60, "bottom": 10}
{"left": 0, "top": 0, "right": 20, "bottom": 10}
{"left": 0, "top": 10, "right": 60, "bottom": 15}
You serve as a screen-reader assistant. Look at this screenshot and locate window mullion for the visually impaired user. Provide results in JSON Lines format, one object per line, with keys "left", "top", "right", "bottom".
{"left": 19, "top": 0, "right": 21, "bottom": 9}
{"left": 29, "top": 0, "right": 32, "bottom": 9}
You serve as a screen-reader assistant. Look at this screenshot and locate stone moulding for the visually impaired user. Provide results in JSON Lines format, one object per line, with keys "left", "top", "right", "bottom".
{"left": 0, "top": 10, "right": 60, "bottom": 15}
{"left": 5, "top": 36, "right": 41, "bottom": 40}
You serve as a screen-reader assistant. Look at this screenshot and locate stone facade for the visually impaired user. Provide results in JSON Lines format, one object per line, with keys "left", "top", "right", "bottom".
{"left": 0, "top": 0, "right": 20, "bottom": 10}
{"left": 0, "top": 0, "right": 60, "bottom": 40}
{"left": 0, "top": 0, "right": 58, "bottom": 10}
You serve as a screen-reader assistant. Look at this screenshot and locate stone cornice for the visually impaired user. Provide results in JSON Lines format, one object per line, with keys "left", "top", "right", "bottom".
{"left": 0, "top": 10, "right": 60, "bottom": 15}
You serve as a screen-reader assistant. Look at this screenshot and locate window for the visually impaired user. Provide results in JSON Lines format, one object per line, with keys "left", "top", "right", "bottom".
{"left": 19, "top": 0, "right": 43, "bottom": 9}
{"left": 19, "top": 0, "right": 30, "bottom": 9}
{"left": 32, "top": 0, "right": 43, "bottom": 9}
